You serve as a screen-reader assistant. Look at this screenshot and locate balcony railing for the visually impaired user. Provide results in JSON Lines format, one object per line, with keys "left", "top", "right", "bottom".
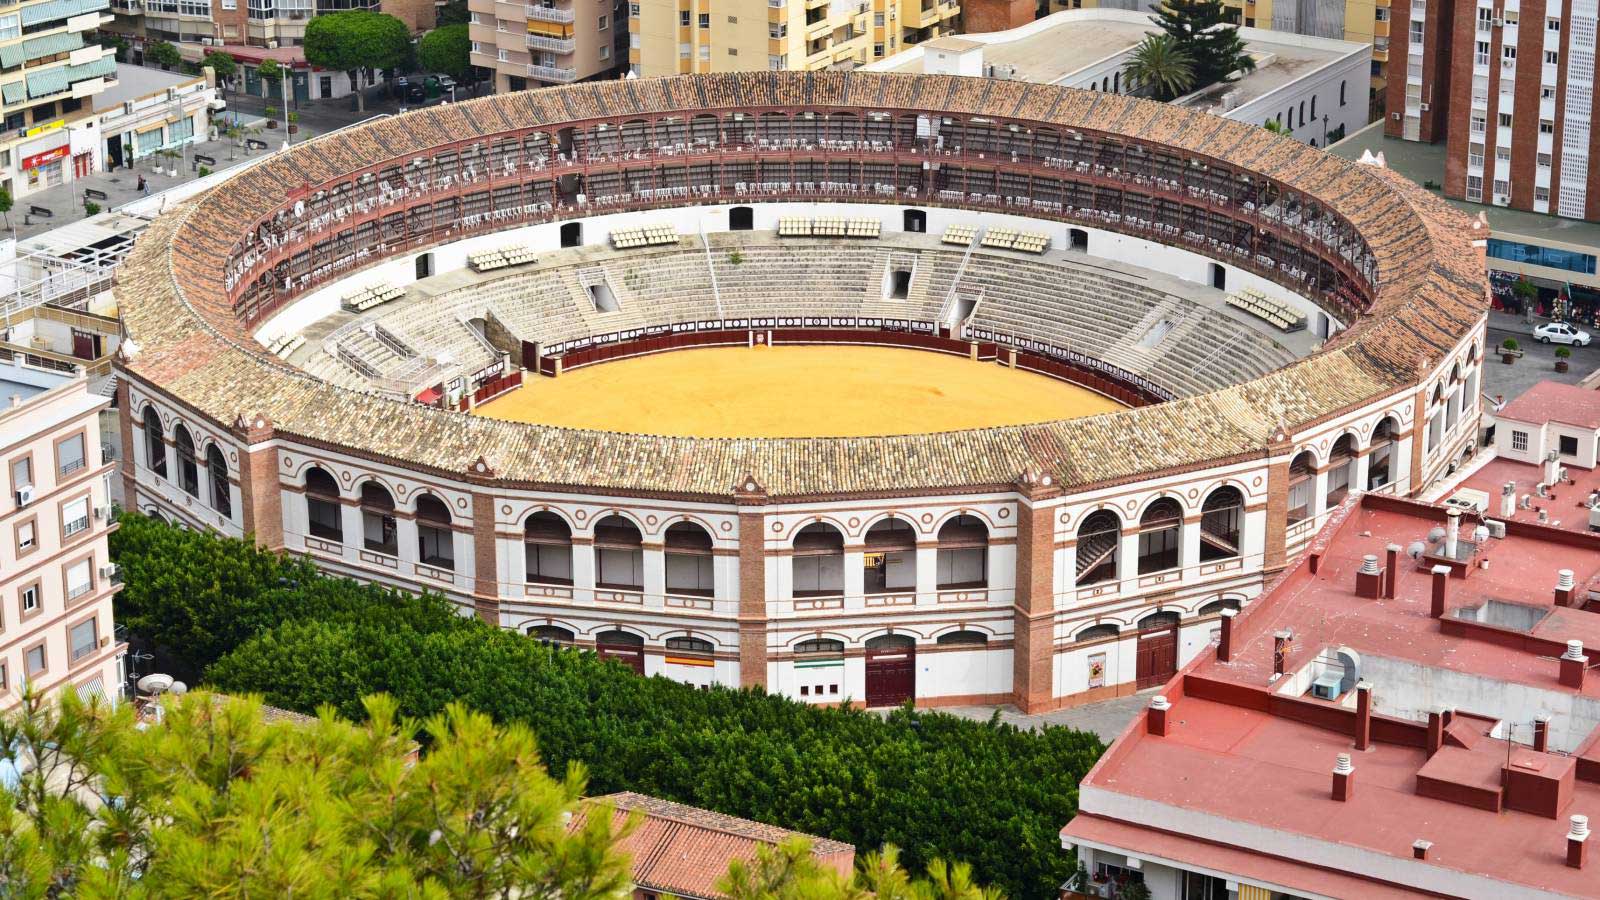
{"left": 526, "top": 63, "right": 578, "bottom": 81}
{"left": 526, "top": 33, "right": 575, "bottom": 52}
{"left": 526, "top": 4, "right": 575, "bottom": 22}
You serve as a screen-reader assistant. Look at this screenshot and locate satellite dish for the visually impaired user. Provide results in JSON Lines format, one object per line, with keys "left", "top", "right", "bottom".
{"left": 1472, "top": 525, "right": 1490, "bottom": 544}
{"left": 1427, "top": 527, "right": 1446, "bottom": 544}
{"left": 1407, "top": 541, "right": 1426, "bottom": 560}
{"left": 137, "top": 673, "right": 174, "bottom": 694}
{"left": 170, "top": 681, "right": 188, "bottom": 696}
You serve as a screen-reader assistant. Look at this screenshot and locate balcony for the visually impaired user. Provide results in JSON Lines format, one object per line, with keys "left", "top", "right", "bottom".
{"left": 526, "top": 3, "right": 575, "bottom": 22}
{"left": 526, "top": 62, "right": 578, "bottom": 81}
{"left": 526, "top": 32, "right": 575, "bottom": 52}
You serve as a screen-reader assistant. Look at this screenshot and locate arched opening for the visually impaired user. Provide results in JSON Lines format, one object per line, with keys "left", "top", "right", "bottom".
{"left": 1135, "top": 610, "right": 1180, "bottom": 688}
{"left": 414, "top": 252, "right": 433, "bottom": 280}
{"left": 528, "top": 624, "right": 575, "bottom": 646}
{"left": 142, "top": 406, "right": 166, "bottom": 478}
{"left": 1367, "top": 418, "right": 1398, "bottom": 490}
{"left": 1199, "top": 487, "right": 1243, "bottom": 561}
{"left": 795, "top": 637, "right": 844, "bottom": 655}
{"left": 1074, "top": 623, "right": 1120, "bottom": 643}
{"left": 206, "top": 445, "right": 231, "bottom": 517}
{"left": 560, "top": 221, "right": 582, "bottom": 248}
{"left": 304, "top": 466, "right": 342, "bottom": 542}
{"left": 1069, "top": 228, "right": 1088, "bottom": 251}
{"left": 936, "top": 514, "right": 988, "bottom": 590}
{"left": 1325, "top": 435, "right": 1356, "bottom": 507}
{"left": 1287, "top": 451, "right": 1316, "bottom": 524}
{"left": 665, "top": 635, "right": 715, "bottom": 656}
{"left": 664, "top": 521, "right": 715, "bottom": 597}
{"left": 415, "top": 494, "right": 454, "bottom": 571}
{"left": 594, "top": 514, "right": 643, "bottom": 591}
{"left": 1139, "top": 610, "right": 1181, "bottom": 630}
{"left": 730, "top": 206, "right": 754, "bottom": 230}
{"left": 936, "top": 629, "right": 989, "bottom": 646}
{"left": 863, "top": 517, "right": 916, "bottom": 595}
{"left": 1198, "top": 597, "right": 1242, "bottom": 617}
{"left": 864, "top": 633, "right": 915, "bottom": 707}
{"left": 903, "top": 209, "right": 926, "bottom": 233}
{"left": 1077, "top": 510, "right": 1121, "bottom": 585}
{"left": 360, "top": 482, "right": 398, "bottom": 556}
{"left": 793, "top": 522, "right": 844, "bottom": 598}
{"left": 524, "top": 511, "right": 573, "bottom": 586}
{"left": 595, "top": 628, "right": 645, "bottom": 673}
{"left": 173, "top": 424, "right": 199, "bottom": 497}
{"left": 1137, "top": 498, "right": 1183, "bottom": 574}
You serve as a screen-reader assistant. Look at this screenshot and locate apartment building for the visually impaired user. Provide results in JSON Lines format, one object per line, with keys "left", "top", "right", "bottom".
{"left": 630, "top": 0, "right": 958, "bottom": 77}
{"left": 467, "top": 0, "right": 623, "bottom": 91}
{"left": 0, "top": 360, "right": 123, "bottom": 712}
{"left": 1387, "top": 0, "right": 1598, "bottom": 219}
{"left": 0, "top": 0, "right": 118, "bottom": 198}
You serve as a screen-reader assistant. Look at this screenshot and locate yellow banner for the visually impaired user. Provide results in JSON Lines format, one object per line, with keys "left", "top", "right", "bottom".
{"left": 24, "top": 119, "right": 63, "bottom": 137}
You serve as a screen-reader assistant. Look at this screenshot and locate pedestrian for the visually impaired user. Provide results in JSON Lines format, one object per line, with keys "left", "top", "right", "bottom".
{"left": 137, "top": 174, "right": 148, "bottom": 195}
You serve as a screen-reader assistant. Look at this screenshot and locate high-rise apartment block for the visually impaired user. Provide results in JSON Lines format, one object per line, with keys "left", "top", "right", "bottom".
{"left": 1388, "top": 0, "right": 1598, "bottom": 218}
{"left": 0, "top": 0, "right": 117, "bottom": 197}
{"left": 468, "top": 0, "right": 626, "bottom": 91}
{"left": 629, "top": 0, "right": 957, "bottom": 77}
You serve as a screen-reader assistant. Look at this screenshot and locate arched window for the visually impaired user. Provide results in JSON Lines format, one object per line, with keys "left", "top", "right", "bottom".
{"left": 595, "top": 629, "right": 644, "bottom": 647}
{"left": 1198, "top": 598, "right": 1242, "bottom": 617}
{"left": 865, "top": 633, "right": 915, "bottom": 651}
{"left": 1074, "top": 623, "right": 1120, "bottom": 643}
{"left": 1199, "top": 487, "right": 1243, "bottom": 561}
{"left": 528, "top": 624, "right": 575, "bottom": 646}
{"left": 415, "top": 494, "right": 454, "bottom": 571}
{"left": 1077, "top": 510, "right": 1121, "bottom": 586}
{"left": 1139, "top": 610, "right": 1180, "bottom": 631}
{"left": 936, "top": 630, "right": 989, "bottom": 646}
{"left": 1325, "top": 434, "right": 1356, "bottom": 507}
{"left": 664, "top": 521, "right": 715, "bottom": 597}
{"left": 795, "top": 638, "right": 845, "bottom": 655}
{"left": 206, "top": 445, "right": 231, "bottom": 517}
{"left": 864, "top": 517, "right": 916, "bottom": 595}
{"left": 1137, "top": 498, "right": 1183, "bottom": 574}
{"left": 793, "top": 522, "right": 845, "bottom": 598}
{"left": 1367, "top": 418, "right": 1398, "bottom": 490}
{"left": 594, "top": 514, "right": 643, "bottom": 591}
{"left": 360, "top": 482, "right": 397, "bottom": 555}
{"left": 524, "top": 512, "right": 573, "bottom": 586}
{"left": 665, "top": 636, "right": 715, "bottom": 654}
{"left": 173, "top": 424, "right": 199, "bottom": 497}
{"left": 1287, "top": 451, "right": 1316, "bottom": 524}
{"left": 304, "top": 466, "right": 342, "bottom": 541}
{"left": 936, "top": 514, "right": 987, "bottom": 590}
{"left": 142, "top": 406, "right": 166, "bottom": 478}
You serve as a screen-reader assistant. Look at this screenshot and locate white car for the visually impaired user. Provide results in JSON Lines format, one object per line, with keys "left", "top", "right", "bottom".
{"left": 1534, "top": 321, "right": 1592, "bottom": 346}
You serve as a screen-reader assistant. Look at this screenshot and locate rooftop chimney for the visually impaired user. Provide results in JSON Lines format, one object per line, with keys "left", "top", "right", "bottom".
{"left": 1569, "top": 815, "right": 1589, "bottom": 869}
{"left": 1557, "top": 569, "right": 1576, "bottom": 608}
{"left": 1332, "top": 753, "right": 1354, "bottom": 801}
{"left": 1384, "top": 544, "right": 1401, "bottom": 598}
{"left": 1354, "top": 682, "right": 1373, "bottom": 751}
{"left": 1427, "top": 708, "right": 1446, "bottom": 757}
{"left": 1431, "top": 565, "right": 1451, "bottom": 618}
{"left": 1412, "top": 839, "right": 1431, "bottom": 860}
{"left": 1534, "top": 714, "right": 1551, "bottom": 753}
{"left": 1501, "top": 481, "right": 1518, "bottom": 518}
{"left": 1273, "top": 630, "right": 1292, "bottom": 676}
{"left": 1148, "top": 695, "right": 1171, "bottom": 736}
{"left": 1445, "top": 507, "right": 1462, "bottom": 560}
{"left": 1356, "top": 554, "right": 1384, "bottom": 599}
{"left": 1561, "top": 641, "right": 1587, "bottom": 690}
{"left": 1218, "top": 609, "right": 1237, "bottom": 662}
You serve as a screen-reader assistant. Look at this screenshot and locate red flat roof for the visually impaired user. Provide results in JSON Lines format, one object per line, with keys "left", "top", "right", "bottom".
{"left": 1064, "top": 494, "right": 1600, "bottom": 898}
{"left": 1457, "top": 456, "right": 1600, "bottom": 535}
{"left": 1498, "top": 381, "right": 1600, "bottom": 431}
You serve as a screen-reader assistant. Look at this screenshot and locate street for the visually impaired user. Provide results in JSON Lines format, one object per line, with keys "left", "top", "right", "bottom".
{"left": 1482, "top": 309, "right": 1600, "bottom": 403}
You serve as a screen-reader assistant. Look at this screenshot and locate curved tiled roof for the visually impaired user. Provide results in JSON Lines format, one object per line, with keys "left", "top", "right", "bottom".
{"left": 116, "top": 72, "right": 1487, "bottom": 500}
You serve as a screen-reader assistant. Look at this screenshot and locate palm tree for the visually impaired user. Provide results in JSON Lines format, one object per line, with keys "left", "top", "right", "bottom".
{"left": 1122, "top": 34, "right": 1196, "bottom": 102}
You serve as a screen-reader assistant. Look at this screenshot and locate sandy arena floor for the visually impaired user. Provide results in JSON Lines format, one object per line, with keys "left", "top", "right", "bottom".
{"left": 473, "top": 345, "right": 1124, "bottom": 438}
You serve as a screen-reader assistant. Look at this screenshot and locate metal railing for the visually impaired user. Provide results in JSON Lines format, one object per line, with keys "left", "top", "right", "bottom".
{"left": 526, "top": 63, "right": 578, "bottom": 82}
{"left": 526, "top": 33, "right": 575, "bottom": 53}
{"left": 525, "top": 4, "right": 574, "bottom": 22}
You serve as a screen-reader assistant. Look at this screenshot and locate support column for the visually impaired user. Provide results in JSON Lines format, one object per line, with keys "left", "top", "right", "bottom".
{"left": 1262, "top": 437, "right": 1291, "bottom": 575}
{"left": 1311, "top": 468, "right": 1330, "bottom": 521}
{"left": 1117, "top": 528, "right": 1140, "bottom": 587}
{"left": 642, "top": 542, "right": 666, "bottom": 608}
{"left": 115, "top": 376, "right": 138, "bottom": 507}
{"left": 1179, "top": 516, "right": 1201, "bottom": 574}
{"left": 1409, "top": 388, "right": 1428, "bottom": 496}
{"left": 1352, "top": 448, "right": 1371, "bottom": 496}
{"left": 915, "top": 541, "right": 938, "bottom": 600}
{"left": 571, "top": 537, "right": 596, "bottom": 604}
{"left": 230, "top": 413, "right": 283, "bottom": 551}
{"left": 340, "top": 500, "right": 362, "bottom": 553}
{"left": 735, "top": 477, "right": 770, "bottom": 690}
{"left": 1012, "top": 468, "right": 1061, "bottom": 713}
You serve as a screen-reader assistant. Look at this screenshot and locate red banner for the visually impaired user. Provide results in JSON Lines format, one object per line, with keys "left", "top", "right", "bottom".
{"left": 21, "top": 144, "right": 68, "bottom": 171}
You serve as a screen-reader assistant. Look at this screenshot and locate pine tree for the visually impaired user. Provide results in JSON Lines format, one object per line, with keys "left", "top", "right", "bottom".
{"left": 1148, "top": 0, "right": 1255, "bottom": 89}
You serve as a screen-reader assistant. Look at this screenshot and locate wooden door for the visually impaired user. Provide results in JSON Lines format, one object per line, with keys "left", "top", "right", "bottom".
{"left": 865, "top": 640, "right": 915, "bottom": 707}
{"left": 1135, "top": 628, "right": 1177, "bottom": 689}
{"left": 597, "top": 642, "right": 645, "bottom": 674}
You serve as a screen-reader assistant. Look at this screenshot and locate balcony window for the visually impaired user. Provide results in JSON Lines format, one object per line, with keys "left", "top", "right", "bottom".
{"left": 70, "top": 617, "right": 98, "bottom": 662}
{"left": 415, "top": 494, "right": 454, "bottom": 571}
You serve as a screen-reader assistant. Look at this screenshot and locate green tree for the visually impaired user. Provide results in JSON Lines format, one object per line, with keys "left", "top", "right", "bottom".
{"left": 1149, "top": 0, "right": 1254, "bottom": 90}
{"left": 1263, "top": 118, "right": 1288, "bottom": 134}
{"left": 305, "top": 11, "right": 411, "bottom": 112}
{"left": 112, "top": 513, "right": 1106, "bottom": 898}
{"left": 0, "top": 687, "right": 635, "bottom": 897}
{"left": 0, "top": 186, "right": 13, "bottom": 230}
{"left": 256, "top": 57, "right": 286, "bottom": 105}
{"left": 97, "top": 32, "right": 130, "bottom": 62}
{"left": 146, "top": 39, "right": 181, "bottom": 70}
{"left": 721, "top": 840, "right": 1005, "bottom": 900}
{"left": 1121, "top": 34, "right": 1195, "bottom": 102}
{"left": 418, "top": 23, "right": 470, "bottom": 80}
{"left": 202, "top": 50, "right": 237, "bottom": 84}
{"left": 436, "top": 0, "right": 469, "bottom": 25}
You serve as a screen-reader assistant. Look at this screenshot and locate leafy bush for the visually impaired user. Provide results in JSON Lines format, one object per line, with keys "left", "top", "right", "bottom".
{"left": 1502, "top": 337, "right": 1520, "bottom": 352}
{"left": 1556, "top": 345, "right": 1572, "bottom": 358}
{"left": 112, "top": 514, "right": 1103, "bottom": 898}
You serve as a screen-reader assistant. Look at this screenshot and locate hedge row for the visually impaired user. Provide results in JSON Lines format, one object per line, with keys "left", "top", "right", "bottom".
{"left": 111, "top": 513, "right": 1103, "bottom": 898}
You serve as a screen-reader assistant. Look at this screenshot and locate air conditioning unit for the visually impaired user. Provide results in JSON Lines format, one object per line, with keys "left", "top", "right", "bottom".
{"left": 99, "top": 563, "right": 118, "bottom": 580}
{"left": 266, "top": 39, "right": 279, "bottom": 49}
{"left": 15, "top": 484, "right": 33, "bottom": 507}
{"left": 1492, "top": 16, "right": 1504, "bottom": 26}
{"left": 1392, "top": 111, "right": 1402, "bottom": 120}
{"left": 123, "top": 100, "right": 134, "bottom": 116}
{"left": 1420, "top": 102, "right": 1431, "bottom": 111}
{"left": 201, "top": 36, "right": 214, "bottom": 45}
{"left": 1485, "top": 519, "right": 1507, "bottom": 538}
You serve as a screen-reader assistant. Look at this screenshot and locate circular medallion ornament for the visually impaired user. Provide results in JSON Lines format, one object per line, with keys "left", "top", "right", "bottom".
{"left": 920, "top": 513, "right": 934, "bottom": 524}
{"left": 501, "top": 504, "right": 512, "bottom": 515}
{"left": 456, "top": 497, "right": 468, "bottom": 510}
{"left": 646, "top": 515, "right": 658, "bottom": 527}
{"left": 997, "top": 508, "right": 1009, "bottom": 519}
{"left": 847, "top": 517, "right": 860, "bottom": 530}
{"left": 770, "top": 521, "right": 782, "bottom": 532}
{"left": 1252, "top": 476, "right": 1263, "bottom": 488}
{"left": 575, "top": 509, "right": 587, "bottom": 522}
{"left": 721, "top": 521, "right": 733, "bottom": 532}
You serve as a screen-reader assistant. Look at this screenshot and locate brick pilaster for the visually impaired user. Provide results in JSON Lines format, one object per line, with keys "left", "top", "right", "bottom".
{"left": 734, "top": 475, "right": 769, "bottom": 690}
{"left": 471, "top": 492, "right": 500, "bottom": 625}
{"left": 1262, "top": 439, "right": 1290, "bottom": 576}
{"left": 231, "top": 414, "right": 282, "bottom": 551}
{"left": 115, "top": 374, "right": 137, "bottom": 507}
{"left": 1012, "top": 468, "right": 1061, "bottom": 713}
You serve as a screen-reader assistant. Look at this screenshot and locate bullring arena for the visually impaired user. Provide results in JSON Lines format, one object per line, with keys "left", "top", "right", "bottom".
{"left": 117, "top": 71, "right": 1487, "bottom": 711}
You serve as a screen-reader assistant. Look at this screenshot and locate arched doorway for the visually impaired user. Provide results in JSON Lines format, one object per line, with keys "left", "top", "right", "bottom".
{"left": 865, "top": 633, "right": 916, "bottom": 707}
{"left": 594, "top": 628, "right": 645, "bottom": 674}
{"left": 1135, "top": 610, "right": 1180, "bottom": 689}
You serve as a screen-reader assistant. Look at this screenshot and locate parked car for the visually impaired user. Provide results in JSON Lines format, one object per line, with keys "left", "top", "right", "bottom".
{"left": 433, "top": 74, "right": 456, "bottom": 93}
{"left": 405, "top": 82, "right": 426, "bottom": 103}
{"left": 1533, "top": 321, "right": 1592, "bottom": 346}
